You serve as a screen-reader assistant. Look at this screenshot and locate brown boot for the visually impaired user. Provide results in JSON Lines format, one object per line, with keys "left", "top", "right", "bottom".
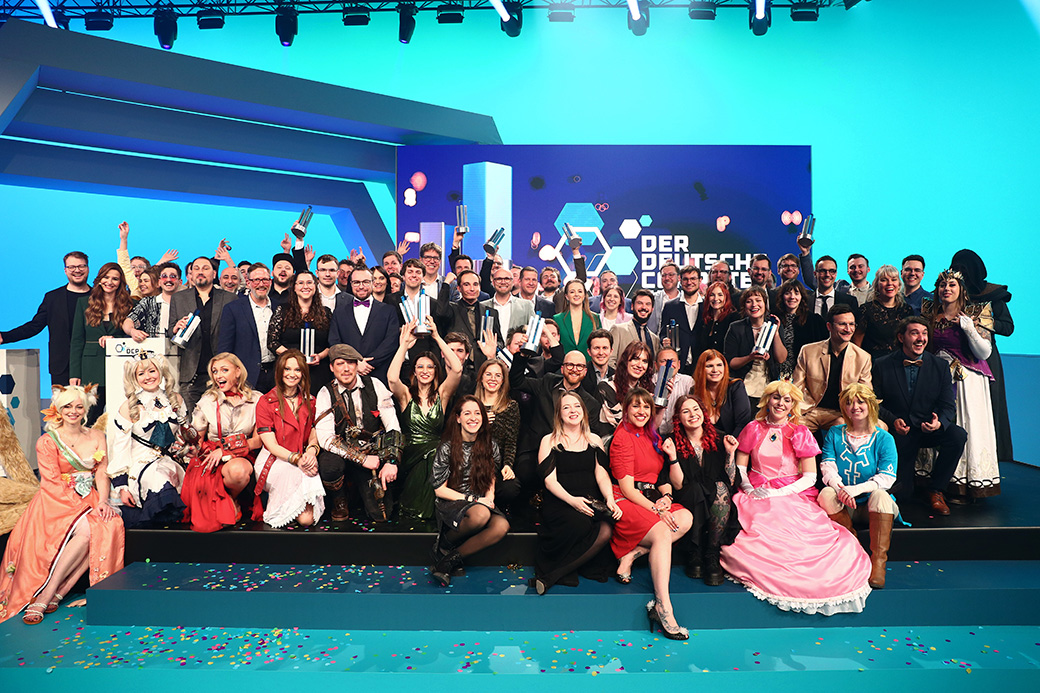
{"left": 324, "top": 477, "right": 349, "bottom": 522}
{"left": 827, "top": 510, "right": 856, "bottom": 536}
{"left": 868, "top": 512, "right": 894, "bottom": 589}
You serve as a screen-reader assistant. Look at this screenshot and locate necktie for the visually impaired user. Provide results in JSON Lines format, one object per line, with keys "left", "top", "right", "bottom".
{"left": 819, "top": 294, "right": 831, "bottom": 316}
{"left": 354, "top": 298, "right": 371, "bottom": 308}
{"left": 345, "top": 386, "right": 359, "bottom": 424}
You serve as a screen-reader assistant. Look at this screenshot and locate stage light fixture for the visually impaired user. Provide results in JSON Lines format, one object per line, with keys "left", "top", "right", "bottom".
{"left": 342, "top": 6, "right": 371, "bottom": 25}
{"left": 628, "top": 0, "right": 649, "bottom": 36}
{"left": 52, "top": 10, "right": 70, "bottom": 29}
{"left": 790, "top": 1, "right": 819, "bottom": 21}
{"left": 153, "top": 9, "right": 177, "bottom": 50}
{"left": 196, "top": 8, "right": 225, "bottom": 30}
{"left": 84, "top": 10, "right": 114, "bottom": 31}
{"left": 436, "top": 4, "right": 464, "bottom": 23}
{"left": 275, "top": 6, "right": 298, "bottom": 46}
{"left": 489, "top": 0, "right": 511, "bottom": 22}
{"left": 548, "top": 3, "right": 574, "bottom": 22}
{"left": 688, "top": 1, "right": 716, "bottom": 20}
{"left": 501, "top": 1, "right": 522, "bottom": 37}
{"left": 749, "top": 0, "right": 770, "bottom": 36}
{"left": 399, "top": 4, "right": 417, "bottom": 44}
{"left": 844, "top": 0, "right": 862, "bottom": 9}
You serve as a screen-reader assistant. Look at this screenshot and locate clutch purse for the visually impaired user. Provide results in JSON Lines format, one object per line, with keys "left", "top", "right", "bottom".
{"left": 586, "top": 497, "right": 617, "bottom": 523}
{"left": 222, "top": 433, "right": 250, "bottom": 459}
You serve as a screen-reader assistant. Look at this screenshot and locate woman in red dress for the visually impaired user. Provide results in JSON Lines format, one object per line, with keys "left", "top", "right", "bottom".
{"left": 0, "top": 385, "right": 124, "bottom": 624}
{"left": 609, "top": 387, "right": 693, "bottom": 640}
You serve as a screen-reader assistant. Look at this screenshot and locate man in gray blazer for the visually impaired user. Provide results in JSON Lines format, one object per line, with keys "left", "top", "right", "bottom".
{"left": 168, "top": 257, "right": 236, "bottom": 414}
{"left": 481, "top": 267, "right": 535, "bottom": 343}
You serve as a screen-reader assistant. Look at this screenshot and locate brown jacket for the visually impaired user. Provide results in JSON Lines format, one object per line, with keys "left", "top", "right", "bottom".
{"left": 792, "top": 339, "right": 872, "bottom": 411}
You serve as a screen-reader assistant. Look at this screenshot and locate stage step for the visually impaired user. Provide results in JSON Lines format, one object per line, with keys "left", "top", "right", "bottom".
{"left": 88, "top": 560, "right": 1040, "bottom": 631}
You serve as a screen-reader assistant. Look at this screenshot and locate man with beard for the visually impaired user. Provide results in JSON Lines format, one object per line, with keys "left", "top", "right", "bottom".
{"left": 660, "top": 265, "right": 703, "bottom": 372}
{"left": 329, "top": 266, "right": 399, "bottom": 383}
{"left": 315, "top": 254, "right": 341, "bottom": 311}
{"left": 0, "top": 251, "right": 91, "bottom": 386}
{"left": 648, "top": 262, "right": 681, "bottom": 333}
{"left": 708, "top": 260, "right": 741, "bottom": 306}
{"left": 837, "top": 254, "right": 871, "bottom": 306}
{"left": 518, "top": 266, "right": 555, "bottom": 317}
{"left": 269, "top": 253, "right": 296, "bottom": 307}
{"left": 123, "top": 261, "right": 182, "bottom": 340}
{"left": 610, "top": 290, "right": 660, "bottom": 369}
{"left": 439, "top": 270, "right": 502, "bottom": 361}
{"left": 218, "top": 263, "right": 277, "bottom": 392}
{"left": 169, "top": 257, "right": 236, "bottom": 413}
{"left": 219, "top": 264, "right": 243, "bottom": 295}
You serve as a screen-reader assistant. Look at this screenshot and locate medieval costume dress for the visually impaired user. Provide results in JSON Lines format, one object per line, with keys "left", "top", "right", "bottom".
{"left": 720, "top": 420, "right": 871, "bottom": 615}
{"left": 0, "top": 434, "right": 124, "bottom": 622}
{"left": 110, "top": 391, "right": 187, "bottom": 527}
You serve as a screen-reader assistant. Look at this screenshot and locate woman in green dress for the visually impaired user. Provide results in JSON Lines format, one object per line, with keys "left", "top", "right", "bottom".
{"left": 387, "top": 316, "right": 462, "bottom": 525}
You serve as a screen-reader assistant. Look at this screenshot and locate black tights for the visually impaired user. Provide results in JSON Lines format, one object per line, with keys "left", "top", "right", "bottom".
{"left": 705, "top": 482, "right": 732, "bottom": 555}
{"left": 445, "top": 504, "right": 510, "bottom": 558}
{"left": 539, "top": 521, "right": 612, "bottom": 589}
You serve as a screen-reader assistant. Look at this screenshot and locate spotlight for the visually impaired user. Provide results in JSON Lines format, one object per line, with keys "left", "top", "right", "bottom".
{"left": 628, "top": 0, "right": 649, "bottom": 36}
{"left": 342, "top": 5, "right": 371, "bottom": 25}
{"left": 436, "top": 4, "right": 464, "bottom": 24}
{"left": 501, "top": 1, "right": 522, "bottom": 37}
{"left": 398, "top": 4, "right": 417, "bottom": 44}
{"left": 275, "top": 6, "right": 298, "bottom": 46}
{"left": 688, "top": 1, "right": 716, "bottom": 20}
{"left": 84, "top": 10, "right": 114, "bottom": 31}
{"left": 790, "top": 1, "right": 819, "bottom": 21}
{"left": 547, "top": 3, "right": 575, "bottom": 22}
{"left": 749, "top": 0, "right": 770, "bottom": 36}
{"left": 153, "top": 9, "right": 177, "bottom": 50}
{"left": 52, "top": 10, "right": 70, "bottom": 29}
{"left": 196, "top": 8, "right": 225, "bottom": 30}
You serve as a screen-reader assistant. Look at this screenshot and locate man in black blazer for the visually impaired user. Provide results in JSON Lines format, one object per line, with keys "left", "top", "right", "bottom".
{"left": 169, "top": 257, "right": 237, "bottom": 414}
{"left": 0, "top": 251, "right": 91, "bottom": 386}
{"left": 329, "top": 266, "right": 399, "bottom": 384}
{"left": 659, "top": 265, "right": 703, "bottom": 373}
{"left": 218, "top": 263, "right": 276, "bottom": 393}
{"left": 517, "top": 266, "right": 556, "bottom": 317}
{"left": 872, "top": 317, "right": 966, "bottom": 516}
{"left": 811, "top": 255, "right": 859, "bottom": 321}
{"left": 438, "top": 270, "right": 502, "bottom": 358}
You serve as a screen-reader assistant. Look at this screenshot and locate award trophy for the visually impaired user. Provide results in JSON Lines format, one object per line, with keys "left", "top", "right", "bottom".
{"left": 291, "top": 205, "right": 314, "bottom": 240}
{"left": 455, "top": 204, "right": 469, "bottom": 237}
{"left": 797, "top": 213, "right": 816, "bottom": 249}
{"left": 653, "top": 360, "right": 673, "bottom": 408}
{"left": 562, "top": 222, "right": 583, "bottom": 250}
{"left": 480, "top": 309, "right": 495, "bottom": 338}
{"left": 496, "top": 347, "right": 513, "bottom": 369}
{"left": 753, "top": 319, "right": 778, "bottom": 356}
{"left": 171, "top": 310, "right": 201, "bottom": 348}
{"left": 523, "top": 312, "right": 545, "bottom": 354}
{"left": 300, "top": 321, "right": 315, "bottom": 361}
{"left": 666, "top": 319, "right": 679, "bottom": 350}
{"left": 415, "top": 287, "right": 431, "bottom": 334}
{"left": 483, "top": 227, "right": 506, "bottom": 256}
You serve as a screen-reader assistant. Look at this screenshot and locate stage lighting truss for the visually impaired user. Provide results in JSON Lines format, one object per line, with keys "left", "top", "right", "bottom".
{"left": 0, "top": 1, "right": 860, "bottom": 40}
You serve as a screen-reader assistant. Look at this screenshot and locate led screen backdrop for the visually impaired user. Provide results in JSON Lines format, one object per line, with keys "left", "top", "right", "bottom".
{"left": 396, "top": 145, "right": 812, "bottom": 290}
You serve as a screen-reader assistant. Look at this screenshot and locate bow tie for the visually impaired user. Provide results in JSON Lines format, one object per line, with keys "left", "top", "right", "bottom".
{"left": 903, "top": 359, "right": 923, "bottom": 367}
{"left": 354, "top": 298, "right": 371, "bottom": 308}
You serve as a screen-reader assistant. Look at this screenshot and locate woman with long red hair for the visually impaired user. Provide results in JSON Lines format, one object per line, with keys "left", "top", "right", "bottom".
{"left": 661, "top": 394, "right": 740, "bottom": 585}
{"left": 69, "top": 262, "right": 131, "bottom": 424}
{"left": 692, "top": 349, "right": 753, "bottom": 437}
{"left": 695, "top": 281, "right": 739, "bottom": 355}
{"left": 429, "top": 396, "right": 510, "bottom": 587}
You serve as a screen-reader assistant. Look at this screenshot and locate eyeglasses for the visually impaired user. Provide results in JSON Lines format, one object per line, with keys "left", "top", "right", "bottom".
{"left": 493, "top": 276, "right": 512, "bottom": 282}
{"left": 159, "top": 273, "right": 180, "bottom": 280}
{"left": 421, "top": 255, "right": 440, "bottom": 261}
{"left": 903, "top": 268, "right": 924, "bottom": 275}
{"left": 352, "top": 279, "right": 373, "bottom": 286}
{"left": 563, "top": 363, "right": 588, "bottom": 371}
{"left": 249, "top": 277, "right": 272, "bottom": 284}
{"left": 65, "top": 264, "right": 88, "bottom": 270}
{"left": 816, "top": 269, "right": 838, "bottom": 275}
{"left": 779, "top": 263, "right": 799, "bottom": 270}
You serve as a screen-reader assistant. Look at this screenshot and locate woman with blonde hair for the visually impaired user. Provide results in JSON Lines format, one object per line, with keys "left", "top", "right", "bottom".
{"left": 0, "top": 385, "right": 123, "bottom": 624}
{"left": 555, "top": 278, "right": 601, "bottom": 361}
{"left": 720, "top": 380, "right": 872, "bottom": 615}
{"left": 533, "top": 392, "right": 621, "bottom": 594}
{"left": 109, "top": 353, "right": 189, "bottom": 527}
{"left": 819, "top": 383, "right": 900, "bottom": 589}
{"left": 180, "top": 353, "right": 261, "bottom": 533}
{"left": 855, "top": 265, "right": 913, "bottom": 360}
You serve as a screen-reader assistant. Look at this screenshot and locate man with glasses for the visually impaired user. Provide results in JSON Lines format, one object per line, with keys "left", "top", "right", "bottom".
{"left": 330, "top": 267, "right": 399, "bottom": 383}
{"left": 811, "top": 256, "right": 858, "bottom": 321}
{"left": 218, "top": 263, "right": 277, "bottom": 392}
{"left": 418, "top": 243, "right": 449, "bottom": 301}
{"left": 660, "top": 265, "right": 703, "bottom": 373}
{"left": 900, "top": 255, "right": 932, "bottom": 316}
{"left": 708, "top": 260, "right": 741, "bottom": 306}
{"left": 649, "top": 262, "right": 681, "bottom": 333}
{"left": 589, "top": 270, "right": 632, "bottom": 312}
{"left": 315, "top": 254, "right": 342, "bottom": 311}
{"left": 124, "top": 261, "right": 182, "bottom": 342}
{"left": 481, "top": 267, "right": 534, "bottom": 343}
{"left": 1, "top": 251, "right": 91, "bottom": 386}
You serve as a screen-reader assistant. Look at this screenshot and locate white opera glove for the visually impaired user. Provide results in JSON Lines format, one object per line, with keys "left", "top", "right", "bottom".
{"left": 768, "top": 471, "right": 817, "bottom": 498}
{"left": 749, "top": 486, "right": 775, "bottom": 499}
{"left": 737, "top": 466, "right": 755, "bottom": 495}
{"left": 843, "top": 481, "right": 879, "bottom": 498}
{"left": 958, "top": 315, "right": 992, "bottom": 360}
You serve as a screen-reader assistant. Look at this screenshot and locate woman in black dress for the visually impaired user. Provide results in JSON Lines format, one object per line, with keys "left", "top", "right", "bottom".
{"left": 772, "top": 279, "right": 826, "bottom": 378}
{"left": 723, "top": 286, "right": 786, "bottom": 408}
{"left": 268, "top": 271, "right": 332, "bottom": 395}
{"left": 429, "top": 396, "right": 510, "bottom": 587}
{"left": 533, "top": 392, "right": 621, "bottom": 594}
{"left": 661, "top": 395, "right": 739, "bottom": 585}
{"left": 695, "top": 281, "right": 739, "bottom": 355}
{"left": 854, "top": 265, "right": 913, "bottom": 360}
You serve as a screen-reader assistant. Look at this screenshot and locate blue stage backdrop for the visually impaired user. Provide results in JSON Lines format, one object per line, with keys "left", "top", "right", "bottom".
{"left": 396, "top": 145, "right": 811, "bottom": 291}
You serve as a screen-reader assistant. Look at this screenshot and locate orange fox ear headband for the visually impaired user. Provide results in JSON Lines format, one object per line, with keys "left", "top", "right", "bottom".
{"left": 44, "top": 383, "right": 99, "bottom": 422}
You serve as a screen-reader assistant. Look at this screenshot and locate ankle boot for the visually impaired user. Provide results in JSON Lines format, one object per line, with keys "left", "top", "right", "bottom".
{"left": 324, "top": 477, "right": 349, "bottom": 522}
{"left": 431, "top": 550, "right": 463, "bottom": 588}
{"left": 868, "top": 512, "right": 894, "bottom": 589}
{"left": 827, "top": 510, "right": 856, "bottom": 536}
{"left": 685, "top": 547, "right": 703, "bottom": 580}
{"left": 702, "top": 549, "right": 724, "bottom": 587}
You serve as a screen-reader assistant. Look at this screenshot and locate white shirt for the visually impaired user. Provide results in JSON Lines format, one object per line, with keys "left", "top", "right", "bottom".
{"left": 353, "top": 297, "right": 373, "bottom": 335}
{"left": 491, "top": 294, "right": 513, "bottom": 342}
{"left": 249, "top": 295, "right": 274, "bottom": 364}
{"left": 158, "top": 294, "right": 171, "bottom": 333}
{"left": 319, "top": 286, "right": 340, "bottom": 312}
{"left": 315, "top": 378, "right": 400, "bottom": 452}
{"left": 814, "top": 288, "right": 837, "bottom": 317}
{"left": 681, "top": 294, "right": 702, "bottom": 330}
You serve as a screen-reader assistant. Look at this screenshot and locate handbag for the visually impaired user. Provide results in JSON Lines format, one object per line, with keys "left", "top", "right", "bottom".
{"left": 585, "top": 497, "right": 617, "bottom": 523}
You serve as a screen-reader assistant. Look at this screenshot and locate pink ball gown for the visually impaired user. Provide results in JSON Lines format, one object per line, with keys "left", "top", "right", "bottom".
{"left": 720, "top": 420, "right": 871, "bottom": 615}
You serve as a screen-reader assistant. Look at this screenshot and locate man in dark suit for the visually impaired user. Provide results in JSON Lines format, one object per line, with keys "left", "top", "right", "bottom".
{"left": 218, "top": 263, "right": 276, "bottom": 393}
{"left": 169, "top": 257, "right": 236, "bottom": 414}
{"left": 438, "top": 270, "right": 502, "bottom": 359}
{"left": 659, "top": 265, "right": 703, "bottom": 373}
{"left": 329, "top": 266, "right": 399, "bottom": 384}
{"left": 517, "top": 266, "right": 556, "bottom": 317}
{"left": 872, "top": 317, "right": 966, "bottom": 515}
{"left": 1, "top": 251, "right": 91, "bottom": 386}
{"left": 811, "top": 255, "right": 859, "bottom": 321}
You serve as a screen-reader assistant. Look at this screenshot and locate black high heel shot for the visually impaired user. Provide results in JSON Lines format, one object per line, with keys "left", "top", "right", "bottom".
{"left": 646, "top": 599, "right": 689, "bottom": 640}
